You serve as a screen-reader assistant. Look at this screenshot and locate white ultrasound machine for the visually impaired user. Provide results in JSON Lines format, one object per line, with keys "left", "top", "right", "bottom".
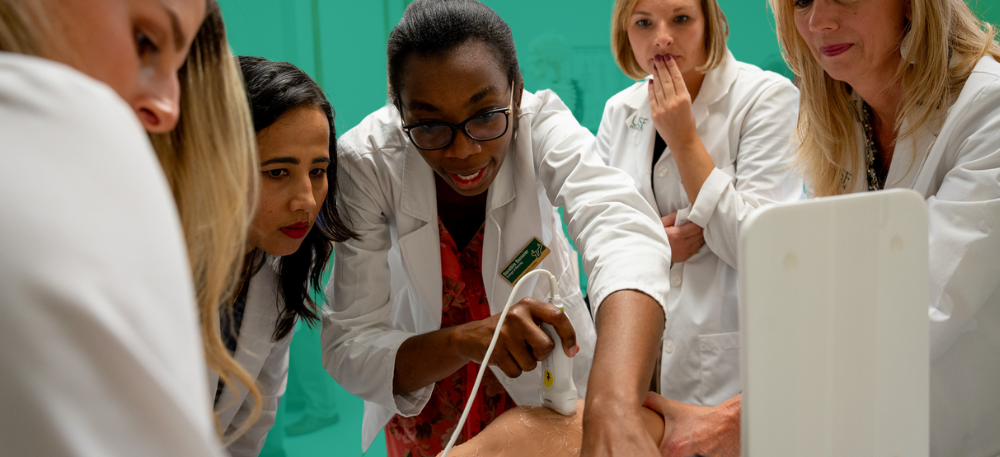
{"left": 739, "top": 189, "right": 929, "bottom": 457}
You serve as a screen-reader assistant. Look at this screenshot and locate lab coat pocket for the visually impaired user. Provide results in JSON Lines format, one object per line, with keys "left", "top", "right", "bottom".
{"left": 697, "top": 331, "right": 740, "bottom": 406}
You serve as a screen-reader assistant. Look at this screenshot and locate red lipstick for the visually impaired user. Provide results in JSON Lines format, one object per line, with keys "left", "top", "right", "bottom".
{"left": 447, "top": 164, "right": 489, "bottom": 190}
{"left": 280, "top": 222, "right": 309, "bottom": 239}
{"left": 820, "top": 43, "right": 853, "bottom": 57}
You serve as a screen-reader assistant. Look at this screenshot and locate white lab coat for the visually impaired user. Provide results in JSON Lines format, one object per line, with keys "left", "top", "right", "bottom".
{"left": 210, "top": 256, "right": 293, "bottom": 457}
{"left": 835, "top": 56, "right": 1000, "bottom": 457}
{"left": 0, "top": 52, "right": 223, "bottom": 456}
{"left": 595, "top": 50, "right": 803, "bottom": 406}
{"left": 323, "top": 89, "right": 673, "bottom": 450}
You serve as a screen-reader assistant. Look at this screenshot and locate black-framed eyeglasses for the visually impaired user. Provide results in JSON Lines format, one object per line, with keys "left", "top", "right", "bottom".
{"left": 401, "top": 81, "right": 515, "bottom": 151}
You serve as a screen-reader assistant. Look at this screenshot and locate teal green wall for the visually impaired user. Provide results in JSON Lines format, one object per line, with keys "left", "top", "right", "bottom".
{"left": 218, "top": 0, "right": 802, "bottom": 135}
{"left": 219, "top": 0, "right": 999, "bottom": 135}
{"left": 217, "top": 2, "right": 999, "bottom": 456}
{"left": 972, "top": 0, "right": 1000, "bottom": 28}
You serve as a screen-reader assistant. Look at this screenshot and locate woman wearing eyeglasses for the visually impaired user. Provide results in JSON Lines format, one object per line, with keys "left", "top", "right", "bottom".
{"left": 322, "top": 1, "right": 674, "bottom": 455}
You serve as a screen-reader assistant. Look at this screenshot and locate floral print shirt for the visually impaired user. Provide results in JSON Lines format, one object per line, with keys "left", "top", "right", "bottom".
{"left": 385, "top": 217, "right": 517, "bottom": 457}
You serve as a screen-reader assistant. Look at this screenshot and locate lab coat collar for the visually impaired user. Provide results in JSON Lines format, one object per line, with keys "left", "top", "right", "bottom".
{"left": 848, "top": 91, "right": 945, "bottom": 192}
{"left": 399, "top": 139, "right": 436, "bottom": 223}
{"left": 265, "top": 253, "right": 282, "bottom": 271}
{"left": 396, "top": 137, "right": 441, "bottom": 320}
{"left": 620, "top": 83, "right": 658, "bottom": 206}
{"left": 624, "top": 78, "right": 651, "bottom": 110}
{"left": 486, "top": 93, "right": 535, "bottom": 315}
{"left": 486, "top": 141, "right": 517, "bottom": 213}
{"left": 887, "top": 118, "right": 940, "bottom": 190}
{"left": 213, "top": 257, "right": 283, "bottom": 431}
{"left": 484, "top": 90, "right": 545, "bottom": 316}
{"left": 693, "top": 50, "right": 740, "bottom": 118}
{"left": 485, "top": 89, "right": 534, "bottom": 214}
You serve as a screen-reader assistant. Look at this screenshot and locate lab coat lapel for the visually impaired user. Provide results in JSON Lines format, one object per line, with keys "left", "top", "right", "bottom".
{"left": 216, "top": 258, "right": 282, "bottom": 430}
{"left": 851, "top": 124, "right": 869, "bottom": 193}
{"left": 485, "top": 137, "right": 543, "bottom": 315}
{"left": 692, "top": 51, "right": 739, "bottom": 165}
{"left": 887, "top": 117, "right": 940, "bottom": 190}
{"left": 623, "top": 84, "right": 658, "bottom": 207}
{"left": 693, "top": 51, "right": 738, "bottom": 119}
{"left": 396, "top": 144, "right": 443, "bottom": 323}
{"left": 847, "top": 93, "right": 943, "bottom": 193}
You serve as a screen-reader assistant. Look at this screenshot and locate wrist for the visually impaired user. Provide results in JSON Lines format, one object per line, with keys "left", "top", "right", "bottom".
{"left": 585, "top": 381, "right": 644, "bottom": 412}
{"left": 585, "top": 397, "right": 635, "bottom": 421}
{"left": 670, "top": 133, "right": 703, "bottom": 156}
{"left": 448, "top": 324, "right": 476, "bottom": 363}
{"left": 584, "top": 392, "right": 647, "bottom": 434}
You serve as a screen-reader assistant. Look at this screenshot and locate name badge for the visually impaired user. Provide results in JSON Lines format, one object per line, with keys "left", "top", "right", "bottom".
{"left": 500, "top": 237, "right": 551, "bottom": 285}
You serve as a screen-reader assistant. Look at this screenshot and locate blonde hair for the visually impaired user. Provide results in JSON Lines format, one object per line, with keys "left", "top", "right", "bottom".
{"left": 770, "top": 0, "right": 1000, "bottom": 196}
{"left": 0, "top": 0, "right": 45, "bottom": 54}
{"left": 2, "top": 0, "right": 264, "bottom": 442}
{"left": 611, "top": 0, "right": 730, "bottom": 80}
{"left": 148, "top": 1, "right": 263, "bottom": 442}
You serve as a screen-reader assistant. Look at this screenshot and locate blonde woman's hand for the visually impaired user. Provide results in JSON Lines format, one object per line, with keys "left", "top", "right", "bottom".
{"left": 643, "top": 392, "right": 742, "bottom": 457}
{"left": 648, "top": 54, "right": 699, "bottom": 152}
{"left": 648, "top": 55, "right": 716, "bottom": 204}
{"left": 662, "top": 212, "right": 704, "bottom": 264}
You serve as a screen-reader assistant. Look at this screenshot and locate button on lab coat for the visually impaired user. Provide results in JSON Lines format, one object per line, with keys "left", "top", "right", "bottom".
{"left": 838, "top": 56, "right": 1000, "bottom": 457}
{"left": 595, "top": 50, "right": 803, "bottom": 406}
{"left": 0, "top": 53, "right": 223, "bottom": 456}
{"left": 323, "top": 90, "right": 673, "bottom": 450}
{"left": 209, "top": 256, "right": 293, "bottom": 457}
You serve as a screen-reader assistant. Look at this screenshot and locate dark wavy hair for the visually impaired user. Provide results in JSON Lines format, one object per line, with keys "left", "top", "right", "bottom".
{"left": 386, "top": 0, "right": 523, "bottom": 108}
{"left": 238, "top": 56, "right": 355, "bottom": 341}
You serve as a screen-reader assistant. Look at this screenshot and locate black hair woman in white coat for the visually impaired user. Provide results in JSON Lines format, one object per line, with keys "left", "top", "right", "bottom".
{"left": 211, "top": 56, "right": 355, "bottom": 456}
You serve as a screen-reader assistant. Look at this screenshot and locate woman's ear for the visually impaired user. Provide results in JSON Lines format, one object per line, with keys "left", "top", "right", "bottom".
{"left": 515, "top": 79, "right": 524, "bottom": 111}
{"left": 512, "top": 79, "right": 524, "bottom": 134}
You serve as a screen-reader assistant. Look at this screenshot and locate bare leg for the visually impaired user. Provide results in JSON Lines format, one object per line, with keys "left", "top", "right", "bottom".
{"left": 440, "top": 399, "right": 665, "bottom": 457}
